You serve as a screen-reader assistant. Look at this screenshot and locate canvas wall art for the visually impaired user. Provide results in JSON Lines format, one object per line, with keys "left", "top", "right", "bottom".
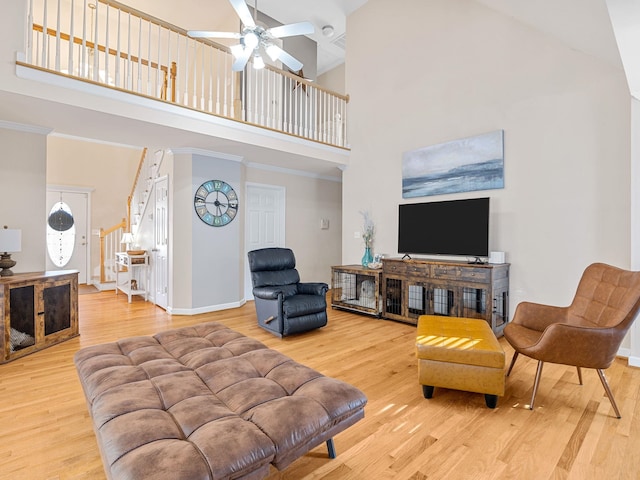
{"left": 402, "top": 130, "right": 504, "bottom": 198}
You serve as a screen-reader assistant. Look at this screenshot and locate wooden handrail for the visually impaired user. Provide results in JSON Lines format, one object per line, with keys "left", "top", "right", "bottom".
{"left": 32, "top": 24, "right": 170, "bottom": 74}
{"left": 271, "top": 68, "right": 350, "bottom": 103}
{"left": 88, "top": 1, "right": 345, "bottom": 101}
{"left": 32, "top": 24, "right": 177, "bottom": 102}
{"left": 26, "top": 0, "right": 350, "bottom": 148}
{"left": 100, "top": 218, "right": 127, "bottom": 237}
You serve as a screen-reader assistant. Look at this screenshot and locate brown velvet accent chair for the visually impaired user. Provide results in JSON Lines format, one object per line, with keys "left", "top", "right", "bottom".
{"left": 504, "top": 263, "right": 640, "bottom": 418}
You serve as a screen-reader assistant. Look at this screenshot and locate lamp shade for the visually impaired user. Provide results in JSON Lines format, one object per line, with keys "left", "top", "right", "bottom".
{"left": 0, "top": 229, "right": 21, "bottom": 253}
{"left": 121, "top": 232, "right": 134, "bottom": 244}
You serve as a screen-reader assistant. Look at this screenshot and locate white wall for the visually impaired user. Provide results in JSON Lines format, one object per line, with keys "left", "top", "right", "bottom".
{"left": 0, "top": 125, "right": 48, "bottom": 274}
{"left": 318, "top": 63, "right": 346, "bottom": 97}
{"left": 344, "top": 0, "right": 631, "bottom": 314}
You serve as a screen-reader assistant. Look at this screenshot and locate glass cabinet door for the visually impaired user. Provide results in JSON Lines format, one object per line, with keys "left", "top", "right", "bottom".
{"left": 384, "top": 277, "right": 403, "bottom": 317}
{"left": 407, "top": 282, "right": 430, "bottom": 321}
{"left": 460, "top": 287, "right": 488, "bottom": 320}
{"left": 9, "top": 286, "right": 36, "bottom": 352}
{"left": 43, "top": 283, "right": 71, "bottom": 336}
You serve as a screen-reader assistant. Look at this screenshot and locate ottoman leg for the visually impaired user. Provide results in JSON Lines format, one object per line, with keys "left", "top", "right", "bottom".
{"left": 484, "top": 394, "right": 498, "bottom": 409}
{"left": 422, "top": 385, "right": 434, "bottom": 399}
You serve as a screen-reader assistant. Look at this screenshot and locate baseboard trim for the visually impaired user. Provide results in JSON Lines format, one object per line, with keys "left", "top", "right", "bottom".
{"left": 167, "top": 299, "right": 246, "bottom": 315}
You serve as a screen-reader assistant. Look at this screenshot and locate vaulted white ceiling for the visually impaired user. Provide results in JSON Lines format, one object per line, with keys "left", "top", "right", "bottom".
{"left": 257, "top": 0, "right": 368, "bottom": 75}
{"left": 261, "top": 0, "right": 639, "bottom": 96}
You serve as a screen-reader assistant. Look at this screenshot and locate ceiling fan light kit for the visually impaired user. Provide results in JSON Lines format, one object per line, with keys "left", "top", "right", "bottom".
{"left": 253, "top": 53, "right": 265, "bottom": 69}
{"left": 243, "top": 30, "right": 259, "bottom": 50}
{"left": 265, "top": 43, "right": 280, "bottom": 62}
{"left": 187, "top": 0, "right": 314, "bottom": 72}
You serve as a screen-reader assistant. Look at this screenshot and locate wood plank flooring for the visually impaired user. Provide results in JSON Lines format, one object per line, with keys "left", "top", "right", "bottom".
{"left": 1, "top": 291, "right": 639, "bottom": 479}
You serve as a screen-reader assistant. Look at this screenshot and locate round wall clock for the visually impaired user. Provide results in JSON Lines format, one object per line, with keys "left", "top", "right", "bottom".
{"left": 194, "top": 180, "right": 239, "bottom": 227}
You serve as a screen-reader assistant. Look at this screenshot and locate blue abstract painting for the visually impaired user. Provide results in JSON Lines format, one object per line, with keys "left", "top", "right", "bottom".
{"left": 402, "top": 130, "right": 504, "bottom": 198}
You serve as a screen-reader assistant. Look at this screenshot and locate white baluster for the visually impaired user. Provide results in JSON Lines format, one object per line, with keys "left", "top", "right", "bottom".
{"left": 208, "top": 47, "right": 213, "bottom": 112}
{"left": 54, "top": 0, "right": 61, "bottom": 72}
{"left": 115, "top": 8, "right": 121, "bottom": 88}
{"left": 42, "top": 0, "right": 49, "bottom": 68}
{"left": 93, "top": 0, "right": 99, "bottom": 82}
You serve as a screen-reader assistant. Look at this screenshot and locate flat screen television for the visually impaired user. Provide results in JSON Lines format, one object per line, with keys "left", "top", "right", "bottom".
{"left": 398, "top": 197, "right": 490, "bottom": 258}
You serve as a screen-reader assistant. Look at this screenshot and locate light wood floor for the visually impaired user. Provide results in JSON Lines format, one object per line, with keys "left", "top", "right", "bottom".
{"left": 1, "top": 291, "right": 639, "bottom": 480}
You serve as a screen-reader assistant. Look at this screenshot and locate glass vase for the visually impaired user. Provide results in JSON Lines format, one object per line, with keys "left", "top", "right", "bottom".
{"left": 361, "top": 246, "right": 373, "bottom": 268}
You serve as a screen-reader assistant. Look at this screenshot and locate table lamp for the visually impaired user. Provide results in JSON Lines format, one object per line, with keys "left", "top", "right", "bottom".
{"left": 0, "top": 226, "right": 22, "bottom": 277}
{"left": 121, "top": 232, "right": 134, "bottom": 251}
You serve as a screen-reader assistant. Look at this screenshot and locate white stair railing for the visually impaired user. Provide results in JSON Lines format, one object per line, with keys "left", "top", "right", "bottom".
{"left": 24, "top": 0, "right": 349, "bottom": 148}
{"left": 99, "top": 218, "right": 125, "bottom": 283}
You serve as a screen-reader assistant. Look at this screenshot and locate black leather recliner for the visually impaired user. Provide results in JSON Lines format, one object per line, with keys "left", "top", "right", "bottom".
{"left": 248, "top": 248, "right": 328, "bottom": 337}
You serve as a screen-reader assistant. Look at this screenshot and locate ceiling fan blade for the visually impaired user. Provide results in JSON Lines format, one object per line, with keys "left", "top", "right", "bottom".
{"left": 268, "top": 45, "right": 304, "bottom": 72}
{"left": 232, "top": 47, "right": 253, "bottom": 71}
{"left": 268, "top": 22, "right": 314, "bottom": 39}
{"left": 229, "top": 0, "right": 255, "bottom": 28}
{"left": 187, "top": 30, "right": 242, "bottom": 39}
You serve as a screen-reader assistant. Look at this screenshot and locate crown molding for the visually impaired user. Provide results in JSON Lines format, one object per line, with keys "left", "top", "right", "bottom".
{"left": 49, "top": 132, "right": 144, "bottom": 150}
{"left": 47, "top": 184, "right": 95, "bottom": 193}
{"left": 245, "top": 161, "right": 342, "bottom": 183}
{"left": 169, "top": 147, "right": 244, "bottom": 162}
{"left": 0, "top": 120, "right": 52, "bottom": 135}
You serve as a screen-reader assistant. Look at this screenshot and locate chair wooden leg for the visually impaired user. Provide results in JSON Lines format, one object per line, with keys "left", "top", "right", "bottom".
{"left": 597, "top": 369, "right": 621, "bottom": 419}
{"left": 530, "top": 361, "right": 544, "bottom": 410}
{"left": 576, "top": 366, "right": 583, "bottom": 385}
{"left": 506, "top": 352, "right": 519, "bottom": 377}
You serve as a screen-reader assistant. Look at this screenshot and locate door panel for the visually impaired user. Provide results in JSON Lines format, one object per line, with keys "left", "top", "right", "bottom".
{"left": 153, "top": 176, "right": 169, "bottom": 309}
{"left": 244, "top": 184, "right": 285, "bottom": 299}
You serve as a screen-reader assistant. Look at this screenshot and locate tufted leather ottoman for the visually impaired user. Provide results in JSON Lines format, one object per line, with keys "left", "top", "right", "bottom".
{"left": 74, "top": 322, "right": 367, "bottom": 479}
{"left": 415, "top": 315, "right": 505, "bottom": 408}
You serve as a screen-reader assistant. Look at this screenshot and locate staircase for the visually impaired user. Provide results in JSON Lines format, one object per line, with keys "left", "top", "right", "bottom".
{"left": 97, "top": 148, "right": 164, "bottom": 289}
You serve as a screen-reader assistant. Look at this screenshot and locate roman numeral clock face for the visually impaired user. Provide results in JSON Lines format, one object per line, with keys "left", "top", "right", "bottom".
{"left": 194, "top": 180, "right": 238, "bottom": 227}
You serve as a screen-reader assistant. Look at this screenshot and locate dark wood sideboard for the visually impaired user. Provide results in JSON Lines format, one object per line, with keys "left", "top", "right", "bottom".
{"left": 332, "top": 259, "right": 509, "bottom": 336}
{"left": 0, "top": 270, "right": 79, "bottom": 363}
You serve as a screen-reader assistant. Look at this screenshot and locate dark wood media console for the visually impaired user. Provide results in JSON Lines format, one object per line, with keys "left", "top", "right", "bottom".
{"left": 0, "top": 270, "right": 79, "bottom": 363}
{"left": 381, "top": 258, "right": 509, "bottom": 335}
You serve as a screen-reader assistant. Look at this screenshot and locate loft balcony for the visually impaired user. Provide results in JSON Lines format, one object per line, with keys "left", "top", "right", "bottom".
{"left": 11, "top": 0, "right": 349, "bottom": 173}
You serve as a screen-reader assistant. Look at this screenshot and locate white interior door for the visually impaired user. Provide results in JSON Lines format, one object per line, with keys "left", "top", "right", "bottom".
{"left": 244, "top": 183, "right": 285, "bottom": 300}
{"left": 46, "top": 189, "right": 90, "bottom": 284}
{"left": 153, "top": 176, "right": 169, "bottom": 309}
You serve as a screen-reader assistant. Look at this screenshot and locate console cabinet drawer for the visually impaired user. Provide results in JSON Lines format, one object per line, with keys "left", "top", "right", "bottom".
{"left": 383, "top": 260, "right": 406, "bottom": 274}
{"left": 459, "top": 267, "right": 490, "bottom": 282}
{"left": 431, "top": 265, "right": 463, "bottom": 279}
{"left": 384, "top": 260, "right": 430, "bottom": 277}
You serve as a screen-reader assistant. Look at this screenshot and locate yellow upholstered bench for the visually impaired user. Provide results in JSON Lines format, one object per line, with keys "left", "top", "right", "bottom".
{"left": 415, "top": 315, "right": 505, "bottom": 408}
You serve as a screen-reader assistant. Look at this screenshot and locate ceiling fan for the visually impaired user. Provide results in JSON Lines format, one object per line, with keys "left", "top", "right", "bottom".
{"left": 187, "top": 0, "right": 314, "bottom": 72}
